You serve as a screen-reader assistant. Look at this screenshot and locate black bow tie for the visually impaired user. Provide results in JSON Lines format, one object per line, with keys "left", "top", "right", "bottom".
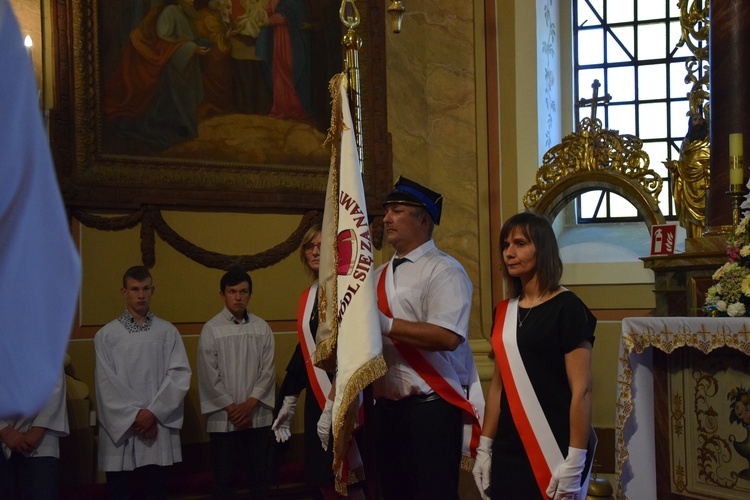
{"left": 392, "top": 257, "right": 409, "bottom": 271}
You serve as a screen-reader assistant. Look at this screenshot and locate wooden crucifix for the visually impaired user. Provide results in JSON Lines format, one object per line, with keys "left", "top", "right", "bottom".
{"left": 577, "top": 79, "right": 611, "bottom": 122}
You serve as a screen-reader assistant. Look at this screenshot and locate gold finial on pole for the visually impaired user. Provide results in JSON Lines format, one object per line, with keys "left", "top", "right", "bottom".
{"left": 339, "top": 0, "right": 364, "bottom": 169}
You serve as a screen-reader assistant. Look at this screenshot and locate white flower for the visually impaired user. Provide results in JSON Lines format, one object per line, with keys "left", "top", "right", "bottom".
{"left": 706, "top": 213, "right": 750, "bottom": 316}
{"left": 728, "top": 302, "right": 747, "bottom": 317}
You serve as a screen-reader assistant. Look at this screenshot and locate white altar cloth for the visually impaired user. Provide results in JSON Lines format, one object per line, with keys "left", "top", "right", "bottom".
{"left": 617, "top": 316, "right": 750, "bottom": 500}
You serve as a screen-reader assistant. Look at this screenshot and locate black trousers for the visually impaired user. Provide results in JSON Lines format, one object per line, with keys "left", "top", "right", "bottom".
{"left": 374, "top": 395, "right": 462, "bottom": 500}
{"left": 0, "top": 453, "right": 59, "bottom": 500}
{"left": 209, "top": 427, "right": 271, "bottom": 499}
{"left": 105, "top": 464, "right": 166, "bottom": 500}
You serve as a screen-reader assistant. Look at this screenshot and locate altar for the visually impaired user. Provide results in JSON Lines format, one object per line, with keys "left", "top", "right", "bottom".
{"left": 617, "top": 316, "right": 750, "bottom": 499}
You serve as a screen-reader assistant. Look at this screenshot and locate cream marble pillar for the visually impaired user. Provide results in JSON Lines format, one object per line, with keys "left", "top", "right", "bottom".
{"left": 385, "top": 1, "right": 484, "bottom": 340}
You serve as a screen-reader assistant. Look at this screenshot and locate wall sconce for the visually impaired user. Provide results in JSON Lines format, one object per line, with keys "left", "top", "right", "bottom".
{"left": 387, "top": 1, "right": 405, "bottom": 33}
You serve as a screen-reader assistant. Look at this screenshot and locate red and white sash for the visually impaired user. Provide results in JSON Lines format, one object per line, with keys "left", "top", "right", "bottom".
{"left": 492, "top": 299, "right": 594, "bottom": 499}
{"left": 297, "top": 284, "right": 331, "bottom": 409}
{"left": 297, "top": 284, "right": 363, "bottom": 479}
{"left": 376, "top": 262, "right": 484, "bottom": 465}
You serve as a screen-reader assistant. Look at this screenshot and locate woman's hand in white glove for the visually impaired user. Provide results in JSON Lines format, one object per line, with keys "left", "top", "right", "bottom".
{"left": 546, "top": 447, "right": 587, "bottom": 500}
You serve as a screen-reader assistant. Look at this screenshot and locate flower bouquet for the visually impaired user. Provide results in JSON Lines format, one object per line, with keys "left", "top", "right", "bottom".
{"left": 729, "top": 385, "right": 750, "bottom": 427}
{"left": 728, "top": 385, "right": 750, "bottom": 479}
{"left": 704, "top": 215, "right": 750, "bottom": 316}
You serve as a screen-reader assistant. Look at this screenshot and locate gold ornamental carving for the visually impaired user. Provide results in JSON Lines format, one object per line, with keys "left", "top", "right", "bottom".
{"left": 523, "top": 116, "right": 663, "bottom": 219}
{"left": 667, "top": 0, "right": 710, "bottom": 238}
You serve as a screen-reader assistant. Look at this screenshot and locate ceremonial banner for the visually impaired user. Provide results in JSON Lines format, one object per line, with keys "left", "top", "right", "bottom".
{"left": 315, "top": 73, "right": 387, "bottom": 494}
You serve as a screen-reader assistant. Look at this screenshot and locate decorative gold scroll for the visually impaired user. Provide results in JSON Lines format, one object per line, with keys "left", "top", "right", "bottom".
{"left": 523, "top": 117, "right": 663, "bottom": 216}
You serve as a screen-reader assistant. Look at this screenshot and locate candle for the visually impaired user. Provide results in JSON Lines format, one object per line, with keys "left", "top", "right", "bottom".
{"left": 730, "top": 133, "right": 744, "bottom": 157}
{"left": 24, "top": 35, "right": 32, "bottom": 57}
{"left": 730, "top": 165, "right": 744, "bottom": 185}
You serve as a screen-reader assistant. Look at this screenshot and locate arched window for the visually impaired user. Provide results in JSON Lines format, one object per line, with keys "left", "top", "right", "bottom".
{"left": 573, "top": 0, "right": 702, "bottom": 223}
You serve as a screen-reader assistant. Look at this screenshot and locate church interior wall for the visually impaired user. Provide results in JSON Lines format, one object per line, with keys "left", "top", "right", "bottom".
{"left": 10, "top": 0, "right": 660, "bottom": 492}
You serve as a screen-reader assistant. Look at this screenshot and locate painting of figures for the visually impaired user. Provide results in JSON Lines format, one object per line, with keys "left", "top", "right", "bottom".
{"left": 51, "top": 0, "right": 390, "bottom": 211}
{"left": 97, "top": 0, "right": 342, "bottom": 165}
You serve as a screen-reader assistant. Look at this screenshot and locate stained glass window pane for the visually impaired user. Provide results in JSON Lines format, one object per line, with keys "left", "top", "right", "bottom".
{"left": 638, "top": 23, "right": 667, "bottom": 60}
{"left": 639, "top": 103, "right": 668, "bottom": 139}
{"left": 578, "top": 0, "right": 603, "bottom": 27}
{"left": 608, "top": 28, "right": 634, "bottom": 63}
{"left": 669, "top": 61, "right": 690, "bottom": 97}
{"left": 607, "top": 0, "right": 634, "bottom": 23}
{"left": 580, "top": 191, "right": 604, "bottom": 218}
{"left": 609, "top": 193, "right": 638, "bottom": 217}
{"left": 608, "top": 66, "right": 635, "bottom": 102}
{"left": 607, "top": 104, "right": 635, "bottom": 134}
{"left": 579, "top": 29, "right": 605, "bottom": 65}
{"left": 638, "top": 0, "right": 666, "bottom": 21}
{"left": 638, "top": 65, "right": 667, "bottom": 100}
{"left": 670, "top": 21, "right": 692, "bottom": 58}
{"left": 658, "top": 183, "right": 671, "bottom": 214}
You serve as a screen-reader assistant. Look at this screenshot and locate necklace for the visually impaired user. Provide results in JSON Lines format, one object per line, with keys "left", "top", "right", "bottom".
{"left": 518, "top": 292, "right": 547, "bottom": 328}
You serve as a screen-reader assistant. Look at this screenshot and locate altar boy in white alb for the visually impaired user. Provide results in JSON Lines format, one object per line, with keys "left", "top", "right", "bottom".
{"left": 197, "top": 268, "right": 275, "bottom": 499}
{"left": 95, "top": 266, "right": 191, "bottom": 500}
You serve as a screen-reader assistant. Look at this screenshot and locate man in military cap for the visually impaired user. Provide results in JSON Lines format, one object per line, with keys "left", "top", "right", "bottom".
{"left": 373, "top": 177, "right": 484, "bottom": 500}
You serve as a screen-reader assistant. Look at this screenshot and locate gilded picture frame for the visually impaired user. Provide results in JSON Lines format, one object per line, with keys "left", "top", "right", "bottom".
{"left": 50, "top": 0, "right": 391, "bottom": 212}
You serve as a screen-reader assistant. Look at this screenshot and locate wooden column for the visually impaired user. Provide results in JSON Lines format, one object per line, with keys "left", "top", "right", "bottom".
{"left": 707, "top": 0, "right": 750, "bottom": 231}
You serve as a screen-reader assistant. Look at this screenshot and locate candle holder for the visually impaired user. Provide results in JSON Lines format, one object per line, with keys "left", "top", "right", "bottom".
{"left": 730, "top": 189, "right": 745, "bottom": 229}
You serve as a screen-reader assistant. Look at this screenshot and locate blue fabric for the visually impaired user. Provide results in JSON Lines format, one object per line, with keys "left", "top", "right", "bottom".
{"left": 0, "top": 3, "right": 81, "bottom": 418}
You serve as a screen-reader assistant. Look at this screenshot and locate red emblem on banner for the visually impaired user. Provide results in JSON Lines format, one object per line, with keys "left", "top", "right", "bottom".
{"left": 337, "top": 229, "right": 358, "bottom": 275}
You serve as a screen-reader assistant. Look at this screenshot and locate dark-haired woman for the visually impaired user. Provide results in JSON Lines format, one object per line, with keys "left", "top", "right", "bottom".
{"left": 473, "top": 212, "right": 596, "bottom": 499}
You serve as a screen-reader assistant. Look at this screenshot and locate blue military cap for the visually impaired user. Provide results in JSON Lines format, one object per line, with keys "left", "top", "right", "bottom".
{"left": 383, "top": 176, "right": 443, "bottom": 225}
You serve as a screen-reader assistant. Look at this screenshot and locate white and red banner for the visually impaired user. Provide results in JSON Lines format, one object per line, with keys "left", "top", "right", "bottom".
{"left": 315, "top": 73, "right": 386, "bottom": 494}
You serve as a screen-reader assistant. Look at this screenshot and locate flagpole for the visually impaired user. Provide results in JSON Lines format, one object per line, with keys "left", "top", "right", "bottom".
{"left": 340, "top": 5, "right": 380, "bottom": 497}
{"left": 340, "top": 0, "right": 364, "bottom": 168}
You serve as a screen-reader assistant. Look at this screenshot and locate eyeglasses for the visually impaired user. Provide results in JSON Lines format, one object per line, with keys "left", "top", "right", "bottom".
{"left": 304, "top": 243, "right": 321, "bottom": 253}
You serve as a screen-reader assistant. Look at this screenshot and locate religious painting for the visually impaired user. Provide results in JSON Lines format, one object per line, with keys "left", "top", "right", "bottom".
{"left": 51, "top": 0, "right": 391, "bottom": 211}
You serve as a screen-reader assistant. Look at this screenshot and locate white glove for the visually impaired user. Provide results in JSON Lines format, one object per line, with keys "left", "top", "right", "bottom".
{"left": 379, "top": 311, "right": 393, "bottom": 337}
{"left": 472, "top": 435, "right": 493, "bottom": 500}
{"left": 316, "top": 399, "right": 334, "bottom": 451}
{"left": 546, "top": 446, "right": 587, "bottom": 500}
{"left": 271, "top": 395, "right": 298, "bottom": 443}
